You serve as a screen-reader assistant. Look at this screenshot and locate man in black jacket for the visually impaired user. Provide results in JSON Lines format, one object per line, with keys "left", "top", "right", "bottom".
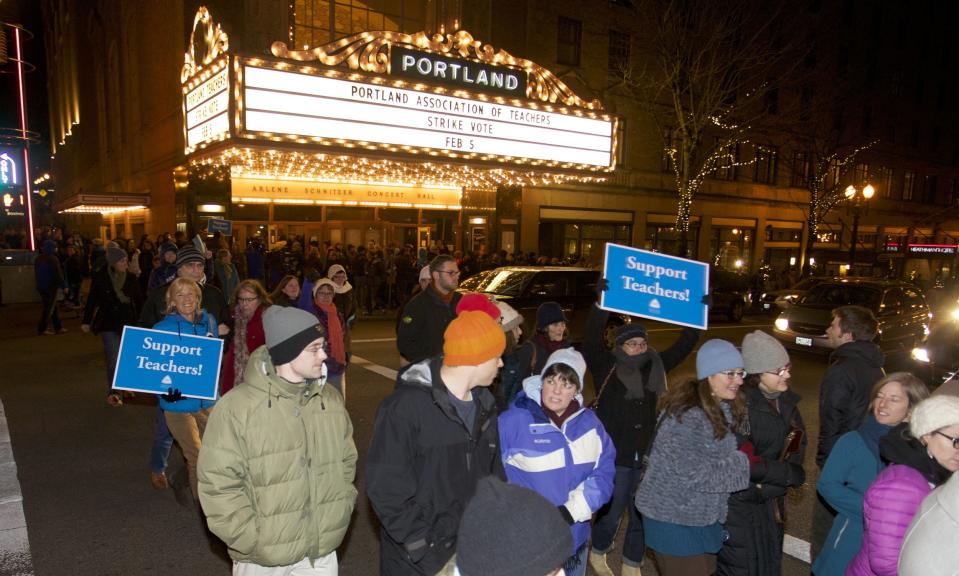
{"left": 138, "top": 246, "right": 227, "bottom": 330}
{"left": 396, "top": 254, "right": 463, "bottom": 364}
{"left": 811, "top": 304, "right": 884, "bottom": 561}
{"left": 367, "top": 310, "right": 507, "bottom": 575}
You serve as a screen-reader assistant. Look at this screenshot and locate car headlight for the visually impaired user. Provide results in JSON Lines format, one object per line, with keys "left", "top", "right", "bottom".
{"left": 911, "top": 347, "right": 930, "bottom": 363}
{"left": 774, "top": 317, "right": 789, "bottom": 331}
{"left": 951, "top": 307, "right": 959, "bottom": 321}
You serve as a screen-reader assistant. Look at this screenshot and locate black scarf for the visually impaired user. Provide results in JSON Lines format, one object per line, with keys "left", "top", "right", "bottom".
{"left": 612, "top": 347, "right": 666, "bottom": 399}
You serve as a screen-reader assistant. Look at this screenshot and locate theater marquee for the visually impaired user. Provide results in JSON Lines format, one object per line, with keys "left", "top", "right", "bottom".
{"left": 181, "top": 7, "right": 618, "bottom": 188}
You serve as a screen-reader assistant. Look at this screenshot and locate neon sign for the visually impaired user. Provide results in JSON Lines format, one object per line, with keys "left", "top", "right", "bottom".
{"left": 0, "top": 153, "right": 17, "bottom": 186}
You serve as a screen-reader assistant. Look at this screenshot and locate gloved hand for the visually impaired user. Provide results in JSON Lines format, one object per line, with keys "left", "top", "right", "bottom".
{"left": 161, "top": 388, "right": 183, "bottom": 402}
{"left": 595, "top": 277, "right": 609, "bottom": 299}
{"left": 738, "top": 440, "right": 761, "bottom": 465}
{"left": 701, "top": 293, "right": 714, "bottom": 307}
{"left": 557, "top": 505, "right": 575, "bottom": 525}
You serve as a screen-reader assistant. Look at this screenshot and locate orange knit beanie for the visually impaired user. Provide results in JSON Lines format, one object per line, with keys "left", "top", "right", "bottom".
{"left": 443, "top": 310, "right": 507, "bottom": 366}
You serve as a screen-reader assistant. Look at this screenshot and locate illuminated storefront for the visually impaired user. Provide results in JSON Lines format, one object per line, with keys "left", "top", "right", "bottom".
{"left": 180, "top": 7, "right": 617, "bottom": 251}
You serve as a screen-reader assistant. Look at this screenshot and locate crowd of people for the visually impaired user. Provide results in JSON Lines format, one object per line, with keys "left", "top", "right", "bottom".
{"left": 20, "top": 224, "right": 959, "bottom": 576}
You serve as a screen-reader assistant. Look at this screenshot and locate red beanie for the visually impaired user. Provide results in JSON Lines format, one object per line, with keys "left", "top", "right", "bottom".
{"left": 456, "top": 292, "right": 501, "bottom": 321}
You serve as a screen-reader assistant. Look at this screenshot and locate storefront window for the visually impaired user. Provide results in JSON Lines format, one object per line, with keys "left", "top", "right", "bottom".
{"left": 273, "top": 205, "right": 323, "bottom": 221}
{"left": 326, "top": 206, "right": 375, "bottom": 221}
{"left": 232, "top": 204, "right": 269, "bottom": 221}
{"left": 644, "top": 224, "right": 698, "bottom": 259}
{"left": 293, "top": 0, "right": 427, "bottom": 49}
{"left": 710, "top": 226, "right": 753, "bottom": 272}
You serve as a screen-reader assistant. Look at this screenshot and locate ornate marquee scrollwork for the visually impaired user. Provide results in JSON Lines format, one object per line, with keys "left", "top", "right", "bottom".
{"left": 271, "top": 30, "right": 602, "bottom": 110}
{"left": 181, "top": 7, "right": 230, "bottom": 83}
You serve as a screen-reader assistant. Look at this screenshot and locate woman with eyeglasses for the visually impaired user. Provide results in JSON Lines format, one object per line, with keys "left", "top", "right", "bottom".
{"left": 844, "top": 395, "right": 959, "bottom": 576}
{"left": 812, "top": 372, "right": 929, "bottom": 576}
{"left": 499, "top": 348, "right": 615, "bottom": 576}
{"left": 311, "top": 278, "right": 349, "bottom": 394}
{"left": 635, "top": 339, "right": 750, "bottom": 576}
{"left": 219, "top": 279, "right": 271, "bottom": 396}
{"left": 717, "top": 331, "right": 807, "bottom": 576}
{"left": 585, "top": 297, "right": 699, "bottom": 576}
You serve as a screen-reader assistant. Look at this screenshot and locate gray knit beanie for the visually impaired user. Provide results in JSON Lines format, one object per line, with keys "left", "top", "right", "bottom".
{"left": 910, "top": 396, "right": 959, "bottom": 439}
{"left": 262, "top": 306, "right": 326, "bottom": 366}
{"left": 106, "top": 243, "right": 127, "bottom": 266}
{"left": 456, "top": 476, "right": 572, "bottom": 576}
{"left": 741, "top": 330, "right": 790, "bottom": 375}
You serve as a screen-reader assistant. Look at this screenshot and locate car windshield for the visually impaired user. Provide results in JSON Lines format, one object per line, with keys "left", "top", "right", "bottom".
{"left": 792, "top": 277, "right": 821, "bottom": 291}
{"left": 800, "top": 284, "right": 882, "bottom": 310}
{"left": 459, "top": 269, "right": 535, "bottom": 297}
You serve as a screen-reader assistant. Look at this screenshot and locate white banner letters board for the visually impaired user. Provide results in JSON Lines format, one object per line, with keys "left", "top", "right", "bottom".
{"left": 240, "top": 64, "right": 615, "bottom": 169}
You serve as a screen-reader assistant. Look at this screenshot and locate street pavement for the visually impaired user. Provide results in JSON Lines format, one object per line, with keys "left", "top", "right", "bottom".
{"left": 0, "top": 300, "right": 860, "bottom": 575}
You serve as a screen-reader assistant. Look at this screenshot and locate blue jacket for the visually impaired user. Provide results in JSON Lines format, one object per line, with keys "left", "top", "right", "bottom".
{"left": 813, "top": 430, "right": 885, "bottom": 575}
{"left": 498, "top": 352, "right": 616, "bottom": 553}
{"left": 152, "top": 311, "right": 219, "bottom": 413}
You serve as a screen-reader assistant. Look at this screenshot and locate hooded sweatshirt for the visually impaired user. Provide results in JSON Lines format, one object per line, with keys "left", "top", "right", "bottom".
{"left": 498, "top": 348, "right": 616, "bottom": 553}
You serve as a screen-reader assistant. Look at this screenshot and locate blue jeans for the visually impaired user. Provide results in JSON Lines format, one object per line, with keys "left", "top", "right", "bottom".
{"left": 101, "top": 331, "right": 121, "bottom": 392}
{"left": 150, "top": 405, "right": 174, "bottom": 474}
{"left": 565, "top": 543, "right": 588, "bottom": 576}
{"left": 591, "top": 465, "right": 646, "bottom": 566}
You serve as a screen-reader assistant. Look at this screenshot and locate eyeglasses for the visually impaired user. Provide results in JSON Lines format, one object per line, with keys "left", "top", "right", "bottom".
{"left": 316, "top": 290, "right": 335, "bottom": 297}
{"left": 767, "top": 364, "right": 791, "bottom": 377}
{"left": 935, "top": 430, "right": 959, "bottom": 449}
{"left": 236, "top": 296, "right": 258, "bottom": 304}
{"left": 436, "top": 269, "right": 460, "bottom": 277}
{"left": 719, "top": 370, "right": 747, "bottom": 379}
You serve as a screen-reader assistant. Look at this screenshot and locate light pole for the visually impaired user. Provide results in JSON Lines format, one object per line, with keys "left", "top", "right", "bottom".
{"left": 845, "top": 183, "right": 875, "bottom": 275}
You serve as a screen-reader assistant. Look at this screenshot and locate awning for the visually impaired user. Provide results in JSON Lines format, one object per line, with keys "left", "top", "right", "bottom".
{"left": 56, "top": 193, "right": 151, "bottom": 214}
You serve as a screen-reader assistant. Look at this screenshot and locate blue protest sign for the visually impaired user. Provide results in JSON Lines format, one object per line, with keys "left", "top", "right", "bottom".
{"left": 600, "top": 243, "right": 710, "bottom": 329}
{"left": 112, "top": 326, "right": 224, "bottom": 400}
{"left": 207, "top": 218, "right": 233, "bottom": 236}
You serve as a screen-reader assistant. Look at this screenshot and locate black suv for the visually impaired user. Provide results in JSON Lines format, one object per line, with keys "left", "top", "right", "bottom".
{"left": 772, "top": 278, "right": 931, "bottom": 356}
{"left": 457, "top": 266, "right": 629, "bottom": 345}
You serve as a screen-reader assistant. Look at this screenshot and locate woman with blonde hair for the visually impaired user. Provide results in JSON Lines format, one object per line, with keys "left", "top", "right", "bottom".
{"left": 153, "top": 277, "right": 221, "bottom": 503}
{"left": 813, "top": 372, "right": 929, "bottom": 575}
{"left": 220, "top": 279, "right": 270, "bottom": 395}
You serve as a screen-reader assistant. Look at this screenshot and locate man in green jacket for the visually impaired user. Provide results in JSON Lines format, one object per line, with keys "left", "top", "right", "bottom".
{"left": 198, "top": 306, "right": 358, "bottom": 575}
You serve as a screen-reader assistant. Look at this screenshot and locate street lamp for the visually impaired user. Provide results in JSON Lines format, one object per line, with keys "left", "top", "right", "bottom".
{"left": 845, "top": 183, "right": 875, "bottom": 275}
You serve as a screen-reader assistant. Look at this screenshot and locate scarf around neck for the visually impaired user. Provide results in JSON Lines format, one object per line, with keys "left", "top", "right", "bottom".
{"left": 613, "top": 347, "right": 666, "bottom": 399}
{"left": 109, "top": 267, "right": 130, "bottom": 304}
{"left": 544, "top": 397, "right": 580, "bottom": 429}
{"left": 317, "top": 302, "right": 346, "bottom": 365}
{"left": 857, "top": 413, "right": 893, "bottom": 462}
{"left": 332, "top": 280, "right": 352, "bottom": 295}
{"left": 534, "top": 332, "right": 568, "bottom": 356}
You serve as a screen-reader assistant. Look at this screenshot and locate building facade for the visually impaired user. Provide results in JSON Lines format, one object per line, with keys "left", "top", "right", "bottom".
{"left": 43, "top": 0, "right": 959, "bottom": 282}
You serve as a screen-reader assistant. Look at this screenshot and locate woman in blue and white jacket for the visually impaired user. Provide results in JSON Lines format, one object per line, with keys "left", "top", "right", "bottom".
{"left": 499, "top": 348, "right": 616, "bottom": 576}
{"left": 153, "top": 277, "right": 220, "bottom": 504}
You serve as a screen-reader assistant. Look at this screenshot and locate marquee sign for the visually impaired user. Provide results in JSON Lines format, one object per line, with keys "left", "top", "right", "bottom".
{"left": 239, "top": 63, "right": 614, "bottom": 168}
{"left": 390, "top": 46, "right": 527, "bottom": 98}
{"left": 232, "top": 177, "right": 462, "bottom": 208}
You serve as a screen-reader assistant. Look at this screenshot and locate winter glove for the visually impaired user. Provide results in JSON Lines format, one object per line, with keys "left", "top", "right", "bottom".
{"left": 595, "top": 277, "right": 609, "bottom": 298}
{"left": 701, "top": 293, "right": 714, "bottom": 307}
{"left": 557, "top": 505, "right": 575, "bottom": 525}
{"left": 738, "top": 440, "right": 761, "bottom": 465}
{"left": 160, "top": 388, "right": 183, "bottom": 402}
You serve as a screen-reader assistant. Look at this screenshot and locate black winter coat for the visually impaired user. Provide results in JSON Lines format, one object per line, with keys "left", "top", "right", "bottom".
{"left": 396, "top": 287, "right": 462, "bottom": 364}
{"left": 82, "top": 268, "right": 144, "bottom": 334}
{"left": 366, "top": 358, "right": 505, "bottom": 575}
{"left": 583, "top": 304, "right": 699, "bottom": 467}
{"left": 138, "top": 278, "right": 227, "bottom": 330}
{"left": 816, "top": 340, "right": 885, "bottom": 467}
{"left": 717, "top": 385, "right": 807, "bottom": 576}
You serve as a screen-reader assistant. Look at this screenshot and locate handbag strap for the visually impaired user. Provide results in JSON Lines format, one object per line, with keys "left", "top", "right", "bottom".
{"left": 589, "top": 366, "right": 617, "bottom": 409}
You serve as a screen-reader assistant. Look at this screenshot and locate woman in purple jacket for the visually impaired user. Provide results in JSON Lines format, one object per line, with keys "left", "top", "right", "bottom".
{"left": 846, "top": 395, "right": 959, "bottom": 576}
